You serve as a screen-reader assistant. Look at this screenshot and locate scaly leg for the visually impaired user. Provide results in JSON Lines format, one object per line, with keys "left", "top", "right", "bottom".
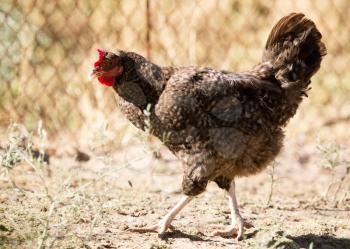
{"left": 213, "top": 180, "right": 244, "bottom": 239}
{"left": 128, "top": 196, "right": 193, "bottom": 236}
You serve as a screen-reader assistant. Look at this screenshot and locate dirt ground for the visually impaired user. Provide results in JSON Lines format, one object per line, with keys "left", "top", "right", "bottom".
{"left": 0, "top": 128, "right": 350, "bottom": 249}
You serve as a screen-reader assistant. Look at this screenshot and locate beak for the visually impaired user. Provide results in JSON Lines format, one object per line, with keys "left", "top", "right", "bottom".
{"left": 88, "top": 69, "right": 97, "bottom": 80}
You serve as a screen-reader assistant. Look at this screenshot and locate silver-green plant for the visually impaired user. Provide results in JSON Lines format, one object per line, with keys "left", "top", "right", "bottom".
{"left": 316, "top": 137, "right": 350, "bottom": 207}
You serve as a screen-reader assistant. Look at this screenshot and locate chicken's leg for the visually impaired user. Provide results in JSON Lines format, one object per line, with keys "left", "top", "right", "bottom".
{"left": 128, "top": 195, "right": 193, "bottom": 236}
{"left": 213, "top": 180, "right": 244, "bottom": 239}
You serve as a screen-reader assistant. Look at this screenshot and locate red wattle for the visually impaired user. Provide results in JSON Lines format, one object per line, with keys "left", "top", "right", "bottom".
{"left": 98, "top": 76, "right": 114, "bottom": 86}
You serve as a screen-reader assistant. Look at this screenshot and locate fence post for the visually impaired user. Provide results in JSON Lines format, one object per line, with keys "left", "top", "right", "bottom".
{"left": 145, "top": 0, "right": 152, "bottom": 60}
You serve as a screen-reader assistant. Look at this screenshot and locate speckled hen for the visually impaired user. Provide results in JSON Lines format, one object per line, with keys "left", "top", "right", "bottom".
{"left": 88, "top": 13, "right": 326, "bottom": 239}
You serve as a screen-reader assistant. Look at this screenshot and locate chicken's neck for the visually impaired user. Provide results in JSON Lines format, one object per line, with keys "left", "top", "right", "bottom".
{"left": 110, "top": 53, "right": 174, "bottom": 135}
{"left": 113, "top": 52, "right": 167, "bottom": 111}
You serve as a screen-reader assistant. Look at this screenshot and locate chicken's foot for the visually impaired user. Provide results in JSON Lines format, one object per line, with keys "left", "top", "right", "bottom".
{"left": 128, "top": 195, "right": 193, "bottom": 237}
{"left": 213, "top": 180, "right": 244, "bottom": 239}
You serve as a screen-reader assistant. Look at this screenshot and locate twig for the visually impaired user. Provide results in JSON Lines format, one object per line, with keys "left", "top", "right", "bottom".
{"left": 333, "top": 166, "right": 350, "bottom": 207}
{"left": 266, "top": 161, "right": 277, "bottom": 206}
{"left": 37, "top": 201, "right": 57, "bottom": 249}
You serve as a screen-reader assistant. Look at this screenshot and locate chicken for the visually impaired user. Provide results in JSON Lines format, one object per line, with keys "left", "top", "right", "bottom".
{"left": 88, "top": 13, "right": 326, "bottom": 239}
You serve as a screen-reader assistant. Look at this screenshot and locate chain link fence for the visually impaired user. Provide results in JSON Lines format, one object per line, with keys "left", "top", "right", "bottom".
{"left": 1, "top": 0, "right": 349, "bottom": 146}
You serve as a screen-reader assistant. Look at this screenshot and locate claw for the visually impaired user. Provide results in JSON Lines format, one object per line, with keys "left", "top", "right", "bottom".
{"left": 213, "top": 214, "right": 245, "bottom": 240}
{"left": 127, "top": 196, "right": 192, "bottom": 237}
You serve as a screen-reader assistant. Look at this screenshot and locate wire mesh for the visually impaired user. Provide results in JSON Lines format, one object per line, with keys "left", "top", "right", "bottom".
{"left": 1, "top": 0, "right": 349, "bottom": 145}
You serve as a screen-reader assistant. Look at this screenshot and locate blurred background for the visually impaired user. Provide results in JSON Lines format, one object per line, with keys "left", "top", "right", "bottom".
{"left": 1, "top": 0, "right": 349, "bottom": 149}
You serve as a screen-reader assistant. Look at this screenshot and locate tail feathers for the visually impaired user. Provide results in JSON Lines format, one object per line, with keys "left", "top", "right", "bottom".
{"left": 262, "top": 13, "right": 326, "bottom": 90}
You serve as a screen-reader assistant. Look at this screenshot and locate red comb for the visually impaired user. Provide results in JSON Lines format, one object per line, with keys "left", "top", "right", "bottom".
{"left": 94, "top": 48, "right": 105, "bottom": 67}
{"left": 97, "top": 48, "right": 104, "bottom": 56}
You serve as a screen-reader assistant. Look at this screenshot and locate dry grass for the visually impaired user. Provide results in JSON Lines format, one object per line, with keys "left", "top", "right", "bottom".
{"left": 0, "top": 121, "right": 349, "bottom": 248}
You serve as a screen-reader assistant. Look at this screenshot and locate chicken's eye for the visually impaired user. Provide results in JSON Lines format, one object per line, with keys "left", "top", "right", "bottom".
{"left": 104, "top": 60, "right": 112, "bottom": 66}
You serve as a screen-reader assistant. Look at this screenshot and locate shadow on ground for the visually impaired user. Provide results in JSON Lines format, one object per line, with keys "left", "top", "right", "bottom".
{"left": 161, "top": 230, "right": 212, "bottom": 242}
{"left": 0, "top": 235, "right": 23, "bottom": 248}
{"left": 159, "top": 229, "right": 237, "bottom": 245}
{"left": 162, "top": 230, "right": 350, "bottom": 249}
{"left": 288, "top": 234, "right": 350, "bottom": 249}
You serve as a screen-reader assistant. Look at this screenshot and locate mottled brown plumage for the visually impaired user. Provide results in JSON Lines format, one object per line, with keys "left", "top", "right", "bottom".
{"left": 90, "top": 13, "right": 326, "bottom": 238}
